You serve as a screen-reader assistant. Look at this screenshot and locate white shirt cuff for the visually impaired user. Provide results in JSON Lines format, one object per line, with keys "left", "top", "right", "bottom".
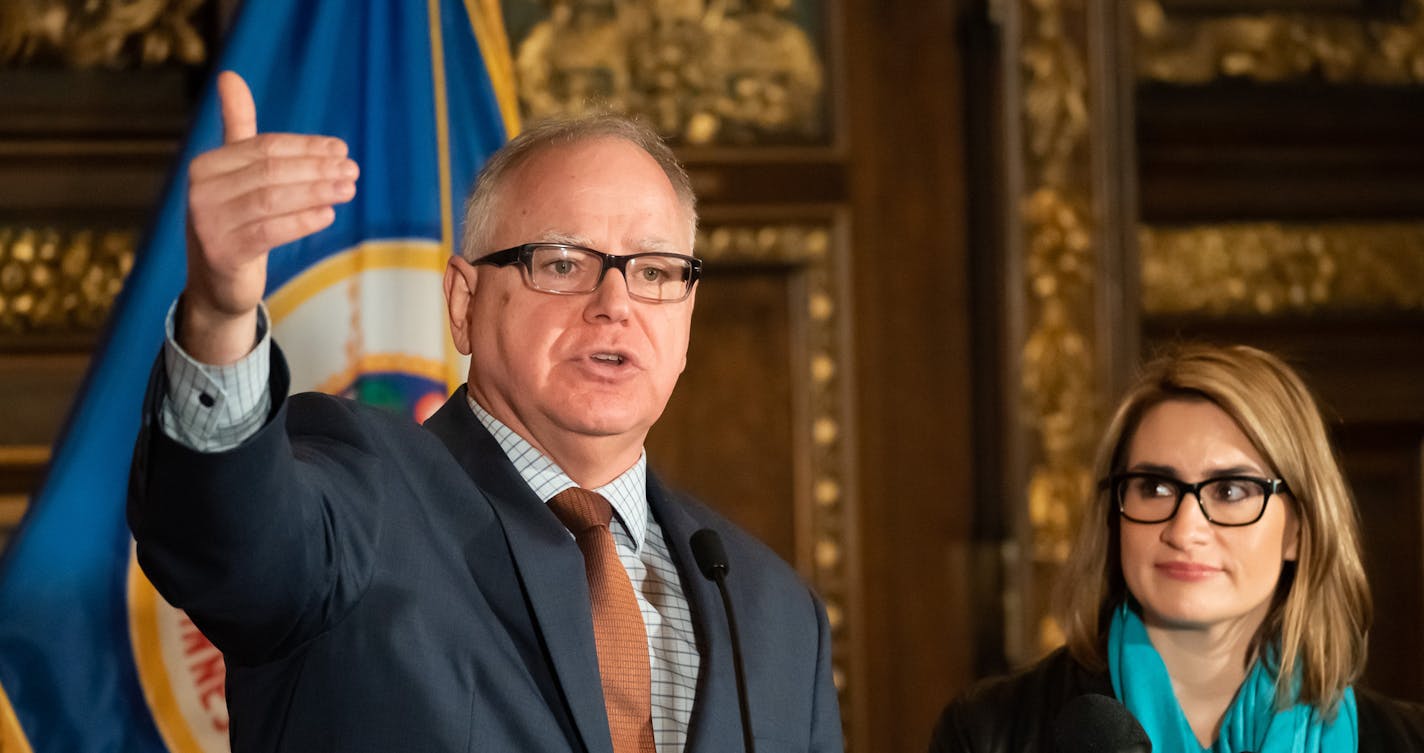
{"left": 158, "top": 301, "right": 273, "bottom": 452}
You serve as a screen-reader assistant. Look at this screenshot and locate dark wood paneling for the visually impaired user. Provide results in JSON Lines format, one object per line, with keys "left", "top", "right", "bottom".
{"left": 682, "top": 158, "right": 847, "bottom": 208}
{"left": 0, "top": 150, "right": 171, "bottom": 220}
{"left": 1158, "top": 0, "right": 1404, "bottom": 15}
{"left": 648, "top": 266, "right": 798, "bottom": 560}
{"left": 962, "top": 0, "right": 1014, "bottom": 680}
{"left": 0, "top": 353, "right": 89, "bottom": 545}
{"left": 0, "top": 353, "right": 90, "bottom": 447}
{"left": 0, "top": 70, "right": 189, "bottom": 225}
{"left": 1138, "top": 84, "right": 1424, "bottom": 222}
{"left": 0, "top": 70, "right": 193, "bottom": 136}
{"left": 1337, "top": 424, "right": 1424, "bottom": 700}
{"left": 0, "top": 458, "right": 45, "bottom": 502}
{"left": 1143, "top": 316, "right": 1424, "bottom": 424}
{"left": 844, "top": 0, "right": 977, "bottom": 749}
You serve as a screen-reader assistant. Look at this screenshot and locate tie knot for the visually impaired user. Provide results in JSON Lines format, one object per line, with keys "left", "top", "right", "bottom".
{"left": 549, "top": 487, "right": 614, "bottom": 536}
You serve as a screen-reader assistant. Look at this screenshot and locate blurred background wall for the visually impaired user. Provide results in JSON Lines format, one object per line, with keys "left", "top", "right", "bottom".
{"left": 0, "top": 0, "right": 1420, "bottom": 750}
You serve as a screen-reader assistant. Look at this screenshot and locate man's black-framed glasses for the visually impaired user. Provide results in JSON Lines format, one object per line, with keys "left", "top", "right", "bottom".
{"left": 473, "top": 243, "right": 702, "bottom": 303}
{"left": 1103, "top": 472, "right": 1290, "bottom": 527}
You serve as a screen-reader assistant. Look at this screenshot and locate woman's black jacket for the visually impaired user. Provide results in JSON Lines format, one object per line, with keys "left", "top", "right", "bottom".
{"left": 929, "top": 647, "right": 1424, "bottom": 753}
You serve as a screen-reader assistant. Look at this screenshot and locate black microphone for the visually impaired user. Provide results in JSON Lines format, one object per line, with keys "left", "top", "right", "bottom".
{"left": 1053, "top": 694, "right": 1152, "bottom": 753}
{"left": 690, "top": 528, "right": 755, "bottom": 753}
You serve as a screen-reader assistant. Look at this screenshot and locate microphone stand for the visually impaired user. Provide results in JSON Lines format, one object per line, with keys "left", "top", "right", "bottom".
{"left": 691, "top": 529, "right": 756, "bottom": 753}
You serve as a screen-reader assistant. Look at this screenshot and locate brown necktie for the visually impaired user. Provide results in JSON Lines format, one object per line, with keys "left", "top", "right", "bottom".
{"left": 549, "top": 488, "right": 656, "bottom": 753}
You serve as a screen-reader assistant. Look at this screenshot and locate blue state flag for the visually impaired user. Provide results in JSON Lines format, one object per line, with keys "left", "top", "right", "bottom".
{"left": 0, "top": 1, "right": 518, "bottom": 750}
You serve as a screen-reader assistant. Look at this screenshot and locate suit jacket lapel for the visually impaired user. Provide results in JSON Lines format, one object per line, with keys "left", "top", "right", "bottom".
{"left": 424, "top": 389, "right": 615, "bottom": 753}
{"left": 646, "top": 473, "right": 741, "bottom": 753}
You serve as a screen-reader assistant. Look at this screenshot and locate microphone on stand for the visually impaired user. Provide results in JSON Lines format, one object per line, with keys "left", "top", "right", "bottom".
{"left": 1053, "top": 694, "right": 1152, "bottom": 753}
{"left": 690, "top": 528, "right": 755, "bottom": 753}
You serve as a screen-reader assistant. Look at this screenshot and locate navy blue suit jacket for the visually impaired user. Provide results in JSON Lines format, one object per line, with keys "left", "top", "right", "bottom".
{"left": 128, "top": 347, "right": 842, "bottom": 752}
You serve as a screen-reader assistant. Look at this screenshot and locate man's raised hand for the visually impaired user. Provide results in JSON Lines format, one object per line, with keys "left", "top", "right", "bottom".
{"left": 180, "top": 71, "right": 359, "bottom": 364}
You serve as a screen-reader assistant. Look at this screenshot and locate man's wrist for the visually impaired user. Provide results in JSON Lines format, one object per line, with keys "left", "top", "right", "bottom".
{"left": 175, "top": 294, "right": 262, "bottom": 365}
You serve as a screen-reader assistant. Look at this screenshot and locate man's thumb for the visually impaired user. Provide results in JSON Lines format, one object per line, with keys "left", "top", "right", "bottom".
{"left": 217, "top": 71, "right": 257, "bottom": 144}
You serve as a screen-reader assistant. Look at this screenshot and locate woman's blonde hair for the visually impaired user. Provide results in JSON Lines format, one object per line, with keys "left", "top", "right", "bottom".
{"left": 1054, "top": 343, "right": 1371, "bottom": 713}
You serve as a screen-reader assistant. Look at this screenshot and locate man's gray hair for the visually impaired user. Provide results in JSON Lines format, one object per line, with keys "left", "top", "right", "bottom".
{"left": 459, "top": 114, "right": 698, "bottom": 261}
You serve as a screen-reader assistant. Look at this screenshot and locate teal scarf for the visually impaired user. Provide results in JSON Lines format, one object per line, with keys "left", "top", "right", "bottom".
{"left": 1107, "top": 603, "right": 1357, "bottom": 753}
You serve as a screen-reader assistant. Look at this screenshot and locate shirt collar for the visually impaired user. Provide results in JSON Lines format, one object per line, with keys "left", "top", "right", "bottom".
{"left": 467, "top": 395, "right": 649, "bottom": 552}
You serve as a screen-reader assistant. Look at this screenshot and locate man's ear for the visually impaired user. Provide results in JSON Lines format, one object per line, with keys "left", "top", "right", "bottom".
{"left": 678, "top": 285, "right": 697, "bottom": 373}
{"left": 444, "top": 255, "right": 479, "bottom": 356}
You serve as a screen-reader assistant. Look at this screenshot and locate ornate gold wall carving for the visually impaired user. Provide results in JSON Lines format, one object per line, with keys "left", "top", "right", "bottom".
{"left": 1019, "top": 0, "right": 1099, "bottom": 568}
{"left": 1016, "top": 0, "right": 1103, "bottom": 653}
{"left": 695, "top": 219, "right": 857, "bottom": 720}
{"left": 0, "top": 0, "right": 206, "bottom": 68}
{"left": 0, "top": 227, "right": 135, "bottom": 334}
{"left": 1136, "top": 0, "right": 1424, "bottom": 84}
{"left": 512, "top": 0, "right": 824, "bottom": 144}
{"left": 1141, "top": 222, "right": 1424, "bottom": 316}
{"left": 1135, "top": 0, "right": 1424, "bottom": 317}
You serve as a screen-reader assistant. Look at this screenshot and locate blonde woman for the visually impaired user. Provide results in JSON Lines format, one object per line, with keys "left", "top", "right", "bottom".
{"left": 931, "top": 344, "right": 1424, "bottom": 752}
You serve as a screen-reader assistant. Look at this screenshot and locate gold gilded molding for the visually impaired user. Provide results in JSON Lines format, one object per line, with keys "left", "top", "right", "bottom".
{"left": 0, "top": 0, "right": 206, "bottom": 68}
{"left": 1136, "top": 0, "right": 1424, "bottom": 84}
{"left": 512, "top": 0, "right": 824, "bottom": 144}
{"left": 1141, "top": 222, "right": 1424, "bottom": 316}
{"left": 0, "top": 226, "right": 136, "bottom": 334}
{"left": 697, "top": 222, "right": 830, "bottom": 264}
{"left": 0, "top": 495, "right": 28, "bottom": 529}
{"left": 0, "top": 446, "right": 49, "bottom": 466}
{"left": 1019, "top": 0, "right": 1099, "bottom": 570}
{"left": 1014, "top": 0, "right": 1127, "bottom": 658}
{"left": 694, "top": 219, "right": 857, "bottom": 730}
{"left": 0, "top": 445, "right": 46, "bottom": 539}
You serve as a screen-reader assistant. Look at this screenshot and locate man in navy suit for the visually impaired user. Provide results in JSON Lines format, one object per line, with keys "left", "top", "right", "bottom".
{"left": 128, "top": 72, "right": 842, "bottom": 752}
